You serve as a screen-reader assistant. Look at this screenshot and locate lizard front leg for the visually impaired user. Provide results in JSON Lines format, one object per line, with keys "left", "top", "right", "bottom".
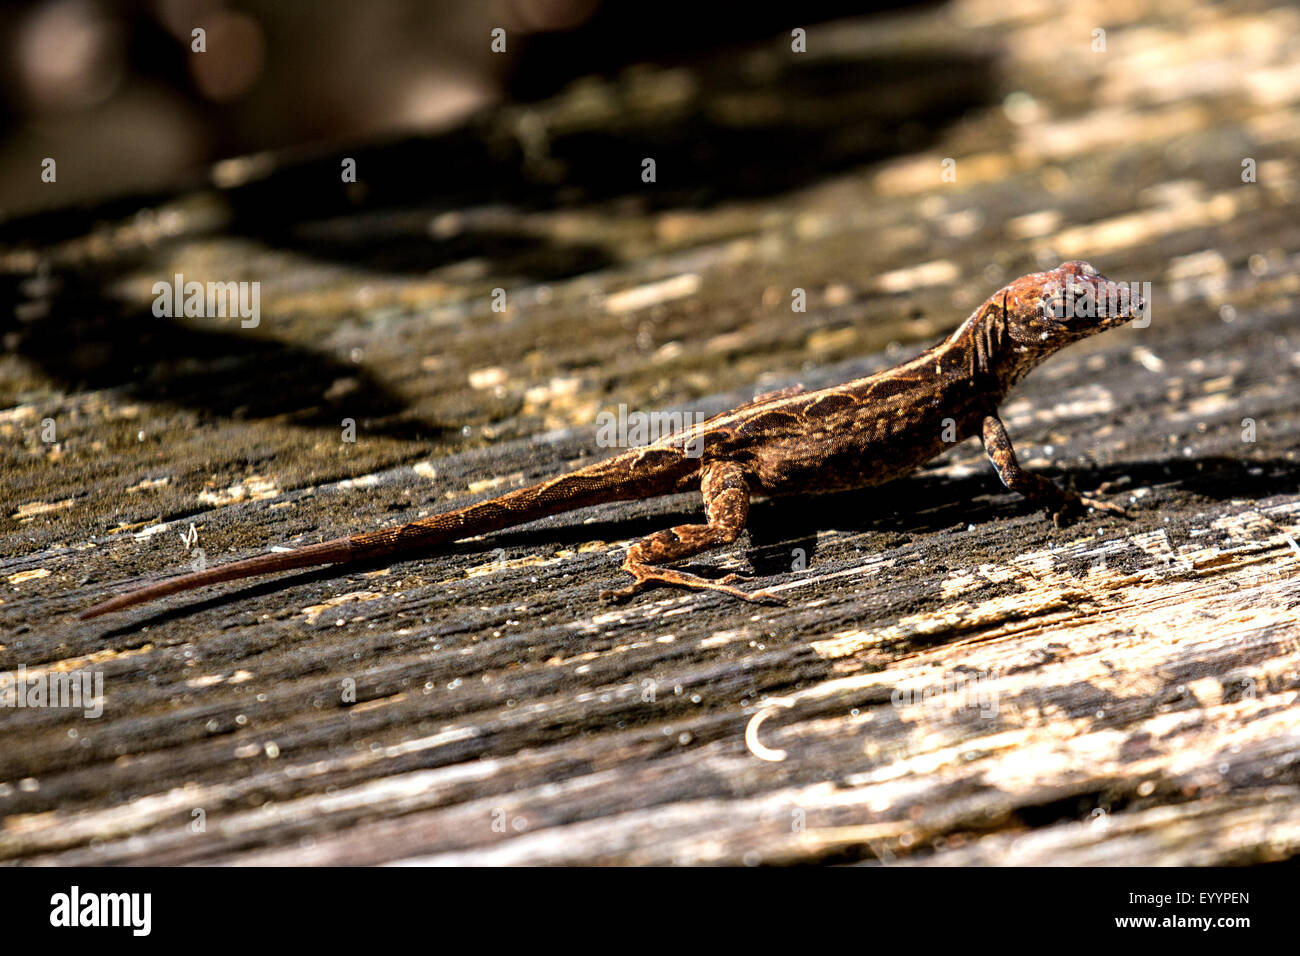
{"left": 601, "top": 459, "right": 781, "bottom": 603}
{"left": 981, "top": 413, "right": 1125, "bottom": 526}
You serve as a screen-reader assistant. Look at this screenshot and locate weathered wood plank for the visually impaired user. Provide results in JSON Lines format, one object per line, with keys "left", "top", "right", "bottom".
{"left": 2, "top": 0, "right": 1299, "bottom": 865}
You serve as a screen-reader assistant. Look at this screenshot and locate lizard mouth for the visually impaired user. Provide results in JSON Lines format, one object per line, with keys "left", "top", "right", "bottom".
{"left": 1105, "top": 284, "right": 1146, "bottom": 327}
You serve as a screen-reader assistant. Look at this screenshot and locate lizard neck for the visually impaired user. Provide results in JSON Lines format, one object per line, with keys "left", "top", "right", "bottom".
{"left": 942, "top": 301, "right": 1047, "bottom": 398}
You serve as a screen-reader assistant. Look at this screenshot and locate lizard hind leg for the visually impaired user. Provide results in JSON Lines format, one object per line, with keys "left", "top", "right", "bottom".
{"left": 601, "top": 459, "right": 782, "bottom": 605}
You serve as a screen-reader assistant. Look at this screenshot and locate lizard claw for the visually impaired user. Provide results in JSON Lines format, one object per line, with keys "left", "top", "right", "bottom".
{"left": 600, "top": 584, "right": 645, "bottom": 603}
{"left": 1078, "top": 493, "right": 1129, "bottom": 517}
{"left": 1052, "top": 489, "right": 1128, "bottom": 526}
{"left": 717, "top": 573, "right": 786, "bottom": 604}
{"left": 603, "top": 571, "right": 785, "bottom": 605}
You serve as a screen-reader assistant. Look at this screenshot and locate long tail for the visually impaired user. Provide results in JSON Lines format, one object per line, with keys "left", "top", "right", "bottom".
{"left": 81, "top": 448, "right": 695, "bottom": 619}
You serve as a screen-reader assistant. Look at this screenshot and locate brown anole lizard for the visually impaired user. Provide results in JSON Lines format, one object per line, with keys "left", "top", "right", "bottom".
{"left": 82, "top": 260, "right": 1141, "bottom": 618}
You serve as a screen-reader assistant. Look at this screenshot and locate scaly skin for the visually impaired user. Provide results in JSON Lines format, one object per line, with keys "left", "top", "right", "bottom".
{"left": 81, "top": 260, "right": 1142, "bottom": 618}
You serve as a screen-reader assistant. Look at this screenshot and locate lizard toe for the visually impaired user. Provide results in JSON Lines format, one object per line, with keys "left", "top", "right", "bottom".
{"left": 1079, "top": 494, "right": 1129, "bottom": 517}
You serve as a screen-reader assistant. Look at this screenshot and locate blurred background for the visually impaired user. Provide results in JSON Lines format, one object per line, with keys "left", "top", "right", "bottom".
{"left": 0, "top": 0, "right": 916, "bottom": 214}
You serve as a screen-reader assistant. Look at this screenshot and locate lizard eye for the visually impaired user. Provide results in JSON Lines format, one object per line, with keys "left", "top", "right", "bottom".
{"left": 1041, "top": 276, "right": 1101, "bottom": 324}
{"left": 1062, "top": 260, "right": 1100, "bottom": 279}
{"left": 1040, "top": 282, "right": 1070, "bottom": 320}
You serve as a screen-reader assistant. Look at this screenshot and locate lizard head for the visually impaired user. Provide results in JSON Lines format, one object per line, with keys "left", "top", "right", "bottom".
{"left": 1002, "top": 260, "right": 1145, "bottom": 349}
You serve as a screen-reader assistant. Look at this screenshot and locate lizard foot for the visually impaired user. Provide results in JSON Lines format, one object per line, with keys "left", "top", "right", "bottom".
{"left": 600, "top": 581, "right": 648, "bottom": 603}
{"left": 1078, "top": 493, "right": 1129, "bottom": 517}
{"left": 1052, "top": 489, "right": 1128, "bottom": 526}
{"left": 715, "top": 573, "right": 786, "bottom": 604}
{"left": 602, "top": 568, "right": 784, "bottom": 605}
